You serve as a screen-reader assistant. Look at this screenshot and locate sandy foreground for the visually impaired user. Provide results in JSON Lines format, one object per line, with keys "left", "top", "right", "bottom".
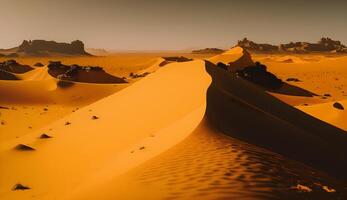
{"left": 0, "top": 50, "right": 346, "bottom": 199}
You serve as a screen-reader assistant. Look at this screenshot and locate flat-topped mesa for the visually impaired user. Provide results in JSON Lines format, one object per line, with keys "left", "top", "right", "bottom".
{"left": 18, "top": 40, "right": 91, "bottom": 56}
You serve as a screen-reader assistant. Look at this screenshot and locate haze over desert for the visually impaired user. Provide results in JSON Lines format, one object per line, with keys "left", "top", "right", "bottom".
{"left": 1, "top": 0, "right": 347, "bottom": 200}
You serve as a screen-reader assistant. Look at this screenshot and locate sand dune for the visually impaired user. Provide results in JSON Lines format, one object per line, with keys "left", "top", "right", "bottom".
{"left": 208, "top": 46, "right": 254, "bottom": 71}
{"left": 1, "top": 48, "right": 346, "bottom": 200}
{"left": 0, "top": 60, "right": 211, "bottom": 200}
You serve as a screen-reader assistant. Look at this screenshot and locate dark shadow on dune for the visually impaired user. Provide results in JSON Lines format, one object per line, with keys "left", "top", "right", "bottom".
{"left": 204, "top": 61, "right": 347, "bottom": 181}
{"left": 270, "top": 82, "right": 317, "bottom": 97}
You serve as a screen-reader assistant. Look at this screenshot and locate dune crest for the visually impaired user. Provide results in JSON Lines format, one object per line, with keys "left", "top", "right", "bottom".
{"left": 208, "top": 46, "right": 254, "bottom": 71}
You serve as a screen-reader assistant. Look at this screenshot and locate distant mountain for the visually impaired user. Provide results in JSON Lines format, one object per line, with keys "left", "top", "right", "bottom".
{"left": 0, "top": 40, "right": 92, "bottom": 57}
{"left": 237, "top": 38, "right": 347, "bottom": 53}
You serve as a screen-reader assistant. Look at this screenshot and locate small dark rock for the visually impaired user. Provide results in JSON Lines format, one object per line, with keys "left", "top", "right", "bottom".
{"left": 139, "top": 146, "right": 145, "bottom": 150}
{"left": 15, "top": 144, "right": 35, "bottom": 151}
{"left": 91, "top": 115, "right": 99, "bottom": 120}
{"left": 65, "top": 121, "right": 71, "bottom": 125}
{"left": 0, "top": 106, "right": 9, "bottom": 109}
{"left": 286, "top": 78, "right": 300, "bottom": 82}
{"left": 13, "top": 183, "right": 30, "bottom": 191}
{"left": 40, "top": 134, "right": 52, "bottom": 139}
{"left": 34, "top": 62, "right": 44, "bottom": 67}
{"left": 333, "top": 102, "right": 344, "bottom": 110}
{"left": 324, "top": 94, "right": 331, "bottom": 97}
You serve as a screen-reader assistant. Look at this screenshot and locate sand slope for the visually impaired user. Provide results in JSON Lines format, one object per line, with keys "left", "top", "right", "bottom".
{"left": 297, "top": 100, "right": 347, "bottom": 131}
{"left": 0, "top": 60, "right": 211, "bottom": 200}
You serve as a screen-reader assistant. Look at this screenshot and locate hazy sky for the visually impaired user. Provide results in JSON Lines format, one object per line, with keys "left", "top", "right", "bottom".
{"left": 1, "top": 0, "right": 346, "bottom": 50}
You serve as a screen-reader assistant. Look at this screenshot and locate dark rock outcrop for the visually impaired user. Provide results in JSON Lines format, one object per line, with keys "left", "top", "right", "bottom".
{"left": 0, "top": 60, "right": 33, "bottom": 74}
{"left": 47, "top": 61, "right": 127, "bottom": 84}
{"left": 238, "top": 37, "right": 347, "bottom": 53}
{"left": 34, "top": 62, "right": 44, "bottom": 67}
{"left": 237, "top": 38, "right": 278, "bottom": 52}
{"left": 0, "top": 69, "right": 20, "bottom": 80}
{"left": 162, "top": 56, "right": 193, "bottom": 62}
{"left": 192, "top": 48, "right": 225, "bottom": 54}
{"left": 236, "top": 62, "right": 283, "bottom": 90}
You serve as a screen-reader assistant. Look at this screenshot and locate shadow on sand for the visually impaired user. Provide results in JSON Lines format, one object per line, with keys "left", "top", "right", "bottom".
{"left": 205, "top": 61, "right": 347, "bottom": 181}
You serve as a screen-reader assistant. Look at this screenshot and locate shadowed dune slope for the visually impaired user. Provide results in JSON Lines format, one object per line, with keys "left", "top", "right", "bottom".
{"left": 205, "top": 61, "right": 347, "bottom": 180}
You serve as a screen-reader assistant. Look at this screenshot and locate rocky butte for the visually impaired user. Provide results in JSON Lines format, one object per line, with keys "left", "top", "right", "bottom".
{"left": 0, "top": 40, "right": 91, "bottom": 57}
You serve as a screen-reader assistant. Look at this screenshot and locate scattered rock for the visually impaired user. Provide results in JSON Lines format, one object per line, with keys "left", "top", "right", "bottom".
{"left": 65, "top": 121, "right": 71, "bottom": 125}
{"left": 43, "top": 108, "right": 48, "bottom": 111}
{"left": 324, "top": 94, "right": 331, "bottom": 97}
{"left": 139, "top": 146, "right": 145, "bottom": 150}
{"left": 13, "top": 183, "right": 30, "bottom": 191}
{"left": 40, "top": 134, "right": 52, "bottom": 139}
{"left": 333, "top": 102, "right": 344, "bottom": 110}
{"left": 15, "top": 144, "right": 35, "bottom": 151}
{"left": 91, "top": 115, "right": 99, "bottom": 120}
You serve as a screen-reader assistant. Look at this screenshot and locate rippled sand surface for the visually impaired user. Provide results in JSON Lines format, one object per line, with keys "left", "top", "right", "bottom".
{"left": 80, "top": 120, "right": 347, "bottom": 200}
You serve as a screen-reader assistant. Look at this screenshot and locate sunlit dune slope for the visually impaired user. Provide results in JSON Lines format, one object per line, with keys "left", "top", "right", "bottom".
{"left": 0, "top": 60, "right": 211, "bottom": 200}
{"left": 208, "top": 46, "right": 254, "bottom": 71}
{"left": 297, "top": 100, "right": 347, "bottom": 131}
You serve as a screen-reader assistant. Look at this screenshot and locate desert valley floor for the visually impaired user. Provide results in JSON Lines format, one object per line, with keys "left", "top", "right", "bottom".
{"left": 0, "top": 48, "right": 347, "bottom": 199}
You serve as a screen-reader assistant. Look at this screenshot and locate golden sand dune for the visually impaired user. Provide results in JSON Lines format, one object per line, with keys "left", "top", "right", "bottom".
{"left": 0, "top": 60, "right": 211, "bottom": 200}
{"left": 0, "top": 48, "right": 346, "bottom": 200}
{"left": 208, "top": 46, "right": 254, "bottom": 71}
